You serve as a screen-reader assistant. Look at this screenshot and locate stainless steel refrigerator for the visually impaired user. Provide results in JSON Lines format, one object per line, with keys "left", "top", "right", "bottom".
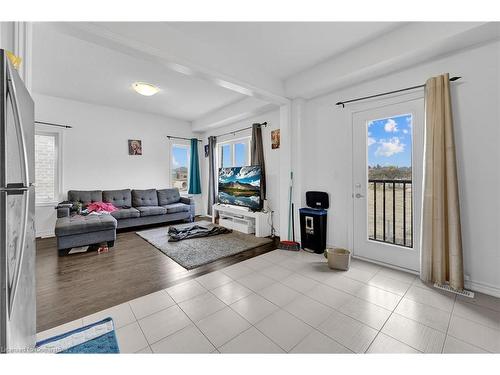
{"left": 0, "top": 49, "right": 36, "bottom": 353}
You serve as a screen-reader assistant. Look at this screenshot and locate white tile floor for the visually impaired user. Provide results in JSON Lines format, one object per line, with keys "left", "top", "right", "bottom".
{"left": 37, "top": 249, "right": 500, "bottom": 353}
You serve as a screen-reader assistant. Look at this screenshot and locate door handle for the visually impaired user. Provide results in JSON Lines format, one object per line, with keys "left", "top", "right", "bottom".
{"left": 355, "top": 193, "right": 365, "bottom": 198}
{"left": 0, "top": 186, "right": 29, "bottom": 194}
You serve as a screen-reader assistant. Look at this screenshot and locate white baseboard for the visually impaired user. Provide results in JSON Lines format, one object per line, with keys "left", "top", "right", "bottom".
{"left": 331, "top": 243, "right": 500, "bottom": 298}
{"left": 36, "top": 230, "right": 55, "bottom": 239}
{"left": 351, "top": 254, "right": 419, "bottom": 275}
{"left": 465, "top": 279, "right": 500, "bottom": 298}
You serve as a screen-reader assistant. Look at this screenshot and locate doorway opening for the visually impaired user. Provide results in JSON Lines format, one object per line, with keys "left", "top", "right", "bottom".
{"left": 352, "top": 99, "right": 423, "bottom": 271}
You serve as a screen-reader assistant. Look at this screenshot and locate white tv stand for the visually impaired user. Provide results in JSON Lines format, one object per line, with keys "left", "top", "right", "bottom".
{"left": 212, "top": 203, "right": 271, "bottom": 238}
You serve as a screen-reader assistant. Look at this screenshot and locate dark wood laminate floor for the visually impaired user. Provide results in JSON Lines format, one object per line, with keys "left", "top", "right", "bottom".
{"left": 36, "top": 218, "right": 277, "bottom": 332}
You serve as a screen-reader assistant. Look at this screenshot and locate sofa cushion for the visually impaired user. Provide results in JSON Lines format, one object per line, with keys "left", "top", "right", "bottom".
{"left": 110, "top": 207, "right": 140, "bottom": 220}
{"left": 103, "top": 189, "right": 132, "bottom": 208}
{"left": 162, "top": 203, "right": 190, "bottom": 214}
{"left": 55, "top": 214, "right": 117, "bottom": 236}
{"left": 132, "top": 189, "right": 158, "bottom": 207}
{"left": 157, "top": 188, "right": 181, "bottom": 205}
{"left": 67, "top": 190, "right": 103, "bottom": 206}
{"left": 136, "top": 206, "right": 167, "bottom": 217}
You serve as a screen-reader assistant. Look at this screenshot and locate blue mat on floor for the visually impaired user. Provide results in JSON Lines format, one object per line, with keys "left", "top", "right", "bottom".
{"left": 36, "top": 317, "right": 120, "bottom": 354}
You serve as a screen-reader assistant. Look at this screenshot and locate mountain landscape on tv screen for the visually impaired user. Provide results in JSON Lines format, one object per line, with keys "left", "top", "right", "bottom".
{"left": 218, "top": 166, "right": 261, "bottom": 210}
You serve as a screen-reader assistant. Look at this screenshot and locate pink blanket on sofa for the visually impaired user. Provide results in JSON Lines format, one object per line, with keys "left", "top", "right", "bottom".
{"left": 86, "top": 201, "right": 118, "bottom": 213}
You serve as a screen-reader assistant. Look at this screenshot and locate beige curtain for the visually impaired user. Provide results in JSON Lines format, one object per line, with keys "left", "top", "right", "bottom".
{"left": 421, "top": 73, "right": 464, "bottom": 290}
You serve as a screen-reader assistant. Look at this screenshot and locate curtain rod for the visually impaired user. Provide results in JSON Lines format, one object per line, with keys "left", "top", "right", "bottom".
{"left": 35, "top": 120, "right": 72, "bottom": 129}
{"left": 335, "top": 76, "right": 462, "bottom": 108}
{"left": 213, "top": 122, "right": 267, "bottom": 139}
{"left": 167, "top": 135, "right": 202, "bottom": 142}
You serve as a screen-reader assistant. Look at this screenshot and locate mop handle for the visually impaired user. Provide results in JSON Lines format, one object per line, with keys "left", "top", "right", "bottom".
{"left": 288, "top": 171, "right": 293, "bottom": 240}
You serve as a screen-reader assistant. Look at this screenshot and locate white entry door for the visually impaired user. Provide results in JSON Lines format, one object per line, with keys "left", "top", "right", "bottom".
{"left": 352, "top": 98, "right": 424, "bottom": 272}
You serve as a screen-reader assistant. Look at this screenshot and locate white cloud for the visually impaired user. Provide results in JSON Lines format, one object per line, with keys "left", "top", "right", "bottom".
{"left": 375, "top": 137, "right": 405, "bottom": 157}
{"left": 368, "top": 137, "right": 376, "bottom": 146}
{"left": 367, "top": 121, "right": 373, "bottom": 128}
{"left": 402, "top": 129, "right": 409, "bottom": 134}
{"left": 236, "top": 166, "right": 260, "bottom": 179}
{"left": 384, "top": 119, "right": 399, "bottom": 133}
{"left": 172, "top": 155, "right": 179, "bottom": 168}
{"left": 249, "top": 180, "right": 260, "bottom": 187}
{"left": 219, "top": 168, "right": 234, "bottom": 178}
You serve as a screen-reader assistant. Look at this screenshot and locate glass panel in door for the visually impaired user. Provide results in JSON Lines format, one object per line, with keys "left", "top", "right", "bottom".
{"left": 367, "top": 114, "right": 413, "bottom": 247}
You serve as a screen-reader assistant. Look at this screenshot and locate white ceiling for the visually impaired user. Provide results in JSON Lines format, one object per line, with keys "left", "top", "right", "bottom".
{"left": 32, "top": 22, "right": 402, "bottom": 122}
{"left": 165, "top": 22, "right": 402, "bottom": 79}
{"left": 32, "top": 24, "right": 245, "bottom": 121}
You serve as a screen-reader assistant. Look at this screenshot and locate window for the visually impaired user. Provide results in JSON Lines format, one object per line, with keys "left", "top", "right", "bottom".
{"left": 35, "top": 132, "right": 60, "bottom": 205}
{"left": 221, "top": 144, "right": 231, "bottom": 168}
{"left": 234, "top": 142, "right": 247, "bottom": 166}
{"left": 217, "top": 137, "right": 250, "bottom": 170}
{"left": 171, "top": 143, "right": 190, "bottom": 192}
{"left": 366, "top": 114, "right": 413, "bottom": 247}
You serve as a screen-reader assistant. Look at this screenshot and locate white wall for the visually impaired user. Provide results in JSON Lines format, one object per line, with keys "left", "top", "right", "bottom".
{"left": 0, "top": 22, "right": 15, "bottom": 51}
{"left": 34, "top": 94, "right": 196, "bottom": 237}
{"left": 200, "top": 109, "right": 282, "bottom": 235}
{"left": 299, "top": 41, "right": 500, "bottom": 295}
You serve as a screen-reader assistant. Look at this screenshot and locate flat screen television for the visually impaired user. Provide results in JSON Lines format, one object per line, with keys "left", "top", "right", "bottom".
{"left": 218, "top": 166, "right": 262, "bottom": 211}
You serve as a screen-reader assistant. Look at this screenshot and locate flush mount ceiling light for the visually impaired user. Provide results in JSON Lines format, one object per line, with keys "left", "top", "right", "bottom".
{"left": 132, "top": 82, "right": 160, "bottom": 96}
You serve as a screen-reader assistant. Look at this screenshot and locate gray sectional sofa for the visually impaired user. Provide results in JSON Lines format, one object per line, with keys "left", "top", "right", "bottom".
{"left": 55, "top": 188, "right": 195, "bottom": 255}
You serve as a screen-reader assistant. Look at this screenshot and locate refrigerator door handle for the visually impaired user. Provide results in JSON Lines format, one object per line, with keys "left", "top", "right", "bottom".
{"left": 6, "top": 61, "right": 29, "bottom": 188}
{"left": 0, "top": 187, "right": 29, "bottom": 193}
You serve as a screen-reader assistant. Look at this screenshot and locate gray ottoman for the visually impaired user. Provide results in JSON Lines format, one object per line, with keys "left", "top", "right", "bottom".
{"left": 55, "top": 213, "right": 118, "bottom": 256}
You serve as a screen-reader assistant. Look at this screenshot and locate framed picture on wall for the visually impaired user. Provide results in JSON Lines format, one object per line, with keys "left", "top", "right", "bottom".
{"left": 271, "top": 129, "right": 280, "bottom": 149}
{"left": 128, "top": 139, "right": 142, "bottom": 155}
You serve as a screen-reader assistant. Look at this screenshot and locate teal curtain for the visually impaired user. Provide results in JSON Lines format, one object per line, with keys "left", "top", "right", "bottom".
{"left": 188, "top": 138, "right": 201, "bottom": 194}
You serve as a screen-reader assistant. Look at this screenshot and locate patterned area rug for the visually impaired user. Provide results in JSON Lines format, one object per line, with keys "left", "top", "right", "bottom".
{"left": 136, "top": 220, "right": 272, "bottom": 269}
{"left": 36, "top": 317, "right": 119, "bottom": 353}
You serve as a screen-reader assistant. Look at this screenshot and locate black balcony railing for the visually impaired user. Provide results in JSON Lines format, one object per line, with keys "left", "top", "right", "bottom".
{"left": 368, "top": 179, "right": 413, "bottom": 248}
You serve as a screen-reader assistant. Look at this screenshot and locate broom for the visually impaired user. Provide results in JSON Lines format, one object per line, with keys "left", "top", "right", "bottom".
{"left": 278, "top": 172, "right": 300, "bottom": 251}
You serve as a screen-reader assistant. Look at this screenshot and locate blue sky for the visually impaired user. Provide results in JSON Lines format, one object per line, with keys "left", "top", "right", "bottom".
{"left": 172, "top": 145, "right": 188, "bottom": 169}
{"left": 221, "top": 143, "right": 248, "bottom": 168}
{"left": 234, "top": 143, "right": 247, "bottom": 166}
{"left": 367, "top": 114, "right": 412, "bottom": 167}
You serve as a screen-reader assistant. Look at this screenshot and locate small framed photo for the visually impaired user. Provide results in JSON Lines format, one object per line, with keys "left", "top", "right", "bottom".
{"left": 128, "top": 139, "right": 142, "bottom": 155}
{"left": 271, "top": 129, "right": 280, "bottom": 149}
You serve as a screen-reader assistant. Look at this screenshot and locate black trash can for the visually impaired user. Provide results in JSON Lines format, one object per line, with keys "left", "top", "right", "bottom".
{"left": 299, "top": 207, "right": 327, "bottom": 254}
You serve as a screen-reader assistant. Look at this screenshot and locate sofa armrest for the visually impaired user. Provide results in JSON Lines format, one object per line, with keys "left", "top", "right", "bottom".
{"left": 56, "top": 206, "right": 70, "bottom": 218}
{"left": 55, "top": 203, "right": 72, "bottom": 218}
{"left": 180, "top": 196, "right": 195, "bottom": 221}
{"left": 180, "top": 196, "right": 195, "bottom": 205}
